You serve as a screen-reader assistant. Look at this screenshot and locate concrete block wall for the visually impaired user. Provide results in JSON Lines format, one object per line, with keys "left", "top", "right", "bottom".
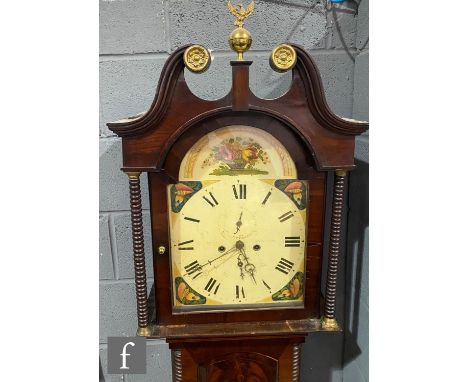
{"left": 343, "top": 0, "right": 369, "bottom": 381}
{"left": 99, "top": 1, "right": 368, "bottom": 381}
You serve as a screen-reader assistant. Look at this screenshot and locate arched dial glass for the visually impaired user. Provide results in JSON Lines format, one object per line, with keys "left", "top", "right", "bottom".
{"left": 168, "top": 178, "right": 308, "bottom": 312}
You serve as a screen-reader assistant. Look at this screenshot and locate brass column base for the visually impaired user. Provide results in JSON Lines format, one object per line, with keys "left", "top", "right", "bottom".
{"left": 137, "top": 326, "right": 153, "bottom": 337}
{"left": 321, "top": 317, "right": 340, "bottom": 331}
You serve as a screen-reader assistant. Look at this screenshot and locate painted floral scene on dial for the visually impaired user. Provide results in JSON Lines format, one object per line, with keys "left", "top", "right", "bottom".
{"left": 202, "top": 136, "right": 270, "bottom": 176}
{"left": 178, "top": 126, "right": 297, "bottom": 180}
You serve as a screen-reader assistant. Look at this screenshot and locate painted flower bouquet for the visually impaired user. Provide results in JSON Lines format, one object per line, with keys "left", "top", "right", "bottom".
{"left": 202, "top": 137, "right": 270, "bottom": 175}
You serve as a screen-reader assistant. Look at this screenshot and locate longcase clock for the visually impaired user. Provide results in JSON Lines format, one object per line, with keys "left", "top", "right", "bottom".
{"left": 107, "top": 2, "right": 369, "bottom": 381}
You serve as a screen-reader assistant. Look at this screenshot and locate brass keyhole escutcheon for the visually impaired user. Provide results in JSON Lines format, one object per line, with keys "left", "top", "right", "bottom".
{"left": 158, "top": 246, "right": 166, "bottom": 255}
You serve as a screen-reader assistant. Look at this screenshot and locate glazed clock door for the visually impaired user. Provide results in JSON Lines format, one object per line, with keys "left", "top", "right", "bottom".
{"left": 167, "top": 125, "right": 310, "bottom": 313}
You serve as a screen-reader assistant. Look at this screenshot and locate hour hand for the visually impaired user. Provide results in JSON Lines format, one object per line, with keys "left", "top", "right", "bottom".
{"left": 234, "top": 212, "right": 243, "bottom": 234}
{"left": 238, "top": 245, "right": 256, "bottom": 284}
{"left": 237, "top": 254, "right": 245, "bottom": 279}
{"left": 244, "top": 262, "right": 256, "bottom": 284}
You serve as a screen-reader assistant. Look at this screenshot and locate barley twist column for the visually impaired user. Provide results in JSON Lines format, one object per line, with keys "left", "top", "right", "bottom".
{"left": 125, "top": 171, "right": 152, "bottom": 336}
{"left": 322, "top": 169, "right": 347, "bottom": 330}
{"left": 291, "top": 343, "right": 301, "bottom": 382}
{"left": 172, "top": 350, "right": 183, "bottom": 382}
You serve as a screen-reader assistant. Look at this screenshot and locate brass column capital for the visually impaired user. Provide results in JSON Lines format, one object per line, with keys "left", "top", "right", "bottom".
{"left": 125, "top": 171, "right": 141, "bottom": 180}
{"left": 321, "top": 317, "right": 340, "bottom": 331}
{"left": 335, "top": 169, "right": 347, "bottom": 177}
{"left": 137, "top": 325, "right": 153, "bottom": 337}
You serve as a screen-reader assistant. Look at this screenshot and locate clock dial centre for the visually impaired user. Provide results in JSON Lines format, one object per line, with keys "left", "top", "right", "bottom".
{"left": 235, "top": 240, "right": 244, "bottom": 250}
{"left": 218, "top": 206, "right": 258, "bottom": 240}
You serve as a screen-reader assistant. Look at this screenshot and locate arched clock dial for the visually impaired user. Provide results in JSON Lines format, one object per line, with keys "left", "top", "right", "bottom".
{"left": 167, "top": 178, "right": 308, "bottom": 312}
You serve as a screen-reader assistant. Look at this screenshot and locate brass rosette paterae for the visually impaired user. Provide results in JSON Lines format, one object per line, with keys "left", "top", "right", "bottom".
{"left": 270, "top": 44, "right": 297, "bottom": 72}
{"left": 183, "top": 45, "right": 211, "bottom": 73}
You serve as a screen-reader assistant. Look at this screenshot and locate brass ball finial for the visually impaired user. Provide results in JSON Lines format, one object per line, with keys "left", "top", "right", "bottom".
{"left": 227, "top": 1, "right": 255, "bottom": 61}
{"left": 229, "top": 27, "right": 252, "bottom": 61}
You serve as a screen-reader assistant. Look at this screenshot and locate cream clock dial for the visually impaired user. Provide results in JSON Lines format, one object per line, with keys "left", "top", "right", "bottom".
{"left": 168, "top": 178, "right": 308, "bottom": 312}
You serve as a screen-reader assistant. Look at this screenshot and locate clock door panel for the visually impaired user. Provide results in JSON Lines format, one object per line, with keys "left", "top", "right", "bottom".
{"left": 149, "top": 171, "right": 326, "bottom": 325}
{"left": 150, "top": 110, "right": 329, "bottom": 325}
{"left": 199, "top": 353, "right": 278, "bottom": 382}
{"left": 169, "top": 337, "right": 302, "bottom": 382}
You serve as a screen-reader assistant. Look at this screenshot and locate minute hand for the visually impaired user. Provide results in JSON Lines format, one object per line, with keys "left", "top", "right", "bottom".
{"left": 198, "top": 246, "right": 238, "bottom": 270}
{"left": 183, "top": 246, "right": 238, "bottom": 277}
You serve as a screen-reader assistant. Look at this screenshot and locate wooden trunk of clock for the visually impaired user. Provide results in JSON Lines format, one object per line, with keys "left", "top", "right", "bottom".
{"left": 169, "top": 337, "right": 302, "bottom": 382}
{"left": 107, "top": 43, "right": 368, "bottom": 381}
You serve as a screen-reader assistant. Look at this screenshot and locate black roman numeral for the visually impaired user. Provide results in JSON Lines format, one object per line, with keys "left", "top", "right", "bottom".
{"left": 262, "top": 280, "right": 271, "bottom": 291}
{"left": 184, "top": 260, "right": 202, "bottom": 276}
{"left": 261, "top": 191, "right": 272, "bottom": 205}
{"left": 275, "top": 258, "right": 294, "bottom": 275}
{"left": 178, "top": 240, "right": 194, "bottom": 250}
{"left": 204, "top": 278, "right": 220, "bottom": 294}
{"left": 203, "top": 192, "right": 219, "bottom": 207}
{"left": 278, "top": 211, "right": 294, "bottom": 222}
{"left": 232, "top": 184, "right": 247, "bottom": 199}
{"left": 236, "top": 285, "right": 245, "bottom": 299}
{"left": 284, "top": 237, "right": 301, "bottom": 247}
{"left": 184, "top": 216, "right": 200, "bottom": 223}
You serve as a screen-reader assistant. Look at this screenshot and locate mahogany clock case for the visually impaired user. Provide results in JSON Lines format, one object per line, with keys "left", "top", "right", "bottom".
{"left": 107, "top": 44, "right": 368, "bottom": 333}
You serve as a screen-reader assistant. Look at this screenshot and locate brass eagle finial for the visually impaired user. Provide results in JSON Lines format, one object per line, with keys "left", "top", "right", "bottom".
{"left": 227, "top": 1, "right": 255, "bottom": 28}
{"left": 227, "top": 1, "right": 254, "bottom": 61}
